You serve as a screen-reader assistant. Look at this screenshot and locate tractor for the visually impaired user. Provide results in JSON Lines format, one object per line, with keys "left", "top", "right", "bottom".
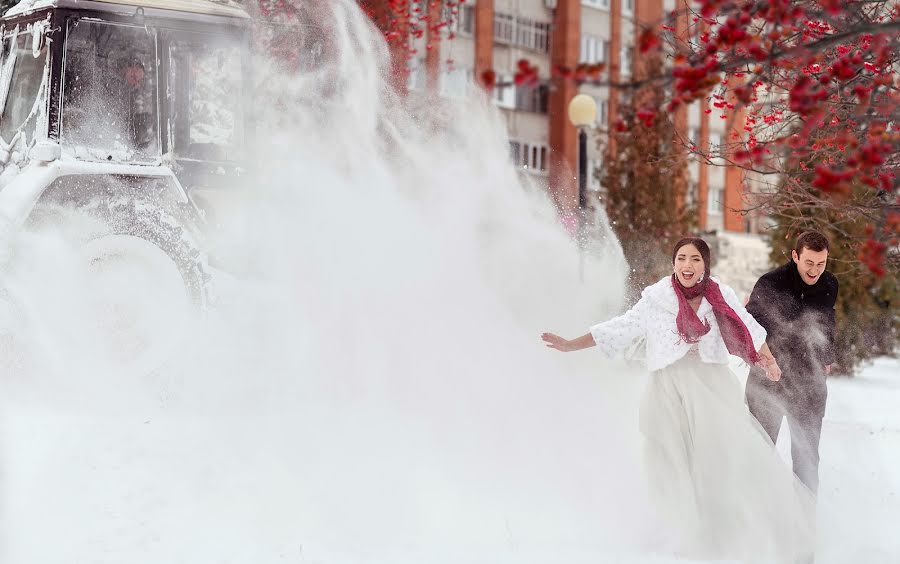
{"left": 0, "top": 0, "right": 251, "bottom": 371}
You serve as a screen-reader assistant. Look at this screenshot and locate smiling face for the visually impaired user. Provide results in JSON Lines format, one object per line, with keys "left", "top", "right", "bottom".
{"left": 673, "top": 243, "right": 706, "bottom": 288}
{"left": 792, "top": 247, "right": 829, "bottom": 285}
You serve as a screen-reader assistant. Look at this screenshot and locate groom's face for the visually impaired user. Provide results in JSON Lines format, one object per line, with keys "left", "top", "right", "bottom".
{"left": 791, "top": 247, "right": 829, "bottom": 285}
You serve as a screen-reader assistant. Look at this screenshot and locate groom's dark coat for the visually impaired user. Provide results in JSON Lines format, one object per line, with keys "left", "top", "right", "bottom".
{"left": 744, "top": 259, "right": 838, "bottom": 492}
{"left": 745, "top": 260, "right": 838, "bottom": 404}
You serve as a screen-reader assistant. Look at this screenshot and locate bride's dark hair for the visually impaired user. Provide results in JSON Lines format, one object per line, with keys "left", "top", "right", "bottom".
{"left": 672, "top": 237, "right": 712, "bottom": 278}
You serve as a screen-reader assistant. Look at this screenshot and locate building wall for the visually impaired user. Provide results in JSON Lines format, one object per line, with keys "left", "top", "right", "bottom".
{"left": 376, "top": 0, "right": 754, "bottom": 234}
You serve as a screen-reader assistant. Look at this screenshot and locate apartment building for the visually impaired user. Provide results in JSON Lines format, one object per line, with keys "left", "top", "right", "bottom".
{"left": 397, "top": 0, "right": 752, "bottom": 234}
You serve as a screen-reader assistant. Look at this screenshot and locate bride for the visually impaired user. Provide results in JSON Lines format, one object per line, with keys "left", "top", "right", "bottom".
{"left": 542, "top": 237, "right": 815, "bottom": 563}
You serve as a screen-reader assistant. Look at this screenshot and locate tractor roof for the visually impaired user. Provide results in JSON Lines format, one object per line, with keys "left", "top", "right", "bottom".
{"left": 5, "top": 0, "right": 250, "bottom": 20}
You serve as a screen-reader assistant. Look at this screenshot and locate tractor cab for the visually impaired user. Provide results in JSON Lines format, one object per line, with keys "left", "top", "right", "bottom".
{"left": 0, "top": 0, "right": 250, "bottom": 216}
{"left": 0, "top": 0, "right": 253, "bottom": 374}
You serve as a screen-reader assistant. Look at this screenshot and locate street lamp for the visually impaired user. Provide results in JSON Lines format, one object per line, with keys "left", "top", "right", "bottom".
{"left": 568, "top": 94, "right": 597, "bottom": 210}
{"left": 568, "top": 94, "right": 597, "bottom": 280}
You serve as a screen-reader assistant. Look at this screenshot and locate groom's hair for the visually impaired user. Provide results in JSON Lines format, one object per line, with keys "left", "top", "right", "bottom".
{"left": 795, "top": 231, "right": 830, "bottom": 254}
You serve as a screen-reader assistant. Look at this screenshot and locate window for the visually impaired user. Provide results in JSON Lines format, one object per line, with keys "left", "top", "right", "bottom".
{"left": 458, "top": 5, "right": 475, "bottom": 36}
{"left": 532, "top": 21, "right": 551, "bottom": 53}
{"left": 256, "top": 17, "right": 326, "bottom": 73}
{"left": 0, "top": 33, "right": 48, "bottom": 145}
{"left": 511, "top": 139, "right": 549, "bottom": 172}
{"left": 688, "top": 127, "right": 699, "bottom": 146}
{"left": 707, "top": 186, "right": 724, "bottom": 215}
{"left": 407, "top": 58, "right": 427, "bottom": 91}
{"left": 0, "top": 37, "right": 14, "bottom": 103}
{"left": 168, "top": 36, "right": 244, "bottom": 162}
{"left": 443, "top": 3, "right": 456, "bottom": 33}
{"left": 581, "top": 0, "right": 610, "bottom": 9}
{"left": 580, "top": 35, "right": 603, "bottom": 64}
{"left": 516, "top": 17, "right": 550, "bottom": 53}
{"left": 581, "top": 33, "right": 602, "bottom": 63}
{"left": 409, "top": 0, "right": 427, "bottom": 17}
{"left": 494, "top": 13, "right": 551, "bottom": 52}
{"left": 620, "top": 46, "right": 633, "bottom": 78}
{"left": 509, "top": 140, "right": 521, "bottom": 163}
{"left": 440, "top": 67, "right": 471, "bottom": 99}
{"left": 687, "top": 180, "right": 698, "bottom": 207}
{"left": 493, "top": 74, "right": 515, "bottom": 108}
{"left": 623, "top": 0, "right": 634, "bottom": 15}
{"left": 709, "top": 132, "right": 722, "bottom": 154}
{"left": 517, "top": 18, "right": 533, "bottom": 49}
{"left": 587, "top": 158, "right": 603, "bottom": 190}
{"left": 597, "top": 98, "right": 608, "bottom": 126}
{"left": 494, "top": 13, "right": 514, "bottom": 44}
{"left": 61, "top": 20, "right": 159, "bottom": 160}
{"left": 515, "top": 84, "right": 549, "bottom": 113}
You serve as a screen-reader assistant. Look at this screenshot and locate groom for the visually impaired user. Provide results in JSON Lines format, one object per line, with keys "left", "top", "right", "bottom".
{"left": 744, "top": 231, "right": 839, "bottom": 494}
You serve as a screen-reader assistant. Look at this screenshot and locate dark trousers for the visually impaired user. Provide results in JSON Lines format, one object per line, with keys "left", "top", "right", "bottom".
{"left": 745, "top": 368, "right": 827, "bottom": 493}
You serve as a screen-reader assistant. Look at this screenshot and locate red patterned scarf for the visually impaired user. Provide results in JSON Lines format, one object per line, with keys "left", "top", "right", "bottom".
{"left": 671, "top": 274, "right": 760, "bottom": 365}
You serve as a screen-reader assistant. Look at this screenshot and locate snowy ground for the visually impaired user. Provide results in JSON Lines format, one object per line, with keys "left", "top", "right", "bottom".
{"left": 1, "top": 343, "right": 896, "bottom": 563}
{"left": 815, "top": 356, "right": 900, "bottom": 562}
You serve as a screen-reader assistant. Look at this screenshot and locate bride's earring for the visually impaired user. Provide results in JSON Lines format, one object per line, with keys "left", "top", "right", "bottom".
{"left": 698, "top": 272, "right": 705, "bottom": 282}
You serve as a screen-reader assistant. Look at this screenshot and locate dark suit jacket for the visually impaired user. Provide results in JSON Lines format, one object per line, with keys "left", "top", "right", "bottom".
{"left": 745, "top": 261, "right": 838, "bottom": 405}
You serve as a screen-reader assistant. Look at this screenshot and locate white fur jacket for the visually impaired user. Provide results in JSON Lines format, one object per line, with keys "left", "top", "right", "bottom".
{"left": 589, "top": 276, "right": 767, "bottom": 372}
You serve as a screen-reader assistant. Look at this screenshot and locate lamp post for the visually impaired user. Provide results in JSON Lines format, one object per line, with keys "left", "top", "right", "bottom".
{"left": 567, "top": 94, "right": 597, "bottom": 279}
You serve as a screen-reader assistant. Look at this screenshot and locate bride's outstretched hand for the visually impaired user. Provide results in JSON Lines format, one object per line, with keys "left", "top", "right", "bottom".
{"left": 542, "top": 332, "right": 573, "bottom": 352}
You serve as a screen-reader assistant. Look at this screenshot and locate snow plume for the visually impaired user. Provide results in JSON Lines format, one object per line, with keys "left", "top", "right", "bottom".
{"left": 0, "top": 1, "right": 658, "bottom": 563}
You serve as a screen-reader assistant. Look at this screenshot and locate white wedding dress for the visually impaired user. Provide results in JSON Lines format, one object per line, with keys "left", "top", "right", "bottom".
{"left": 589, "top": 278, "right": 816, "bottom": 563}
{"left": 640, "top": 353, "right": 816, "bottom": 563}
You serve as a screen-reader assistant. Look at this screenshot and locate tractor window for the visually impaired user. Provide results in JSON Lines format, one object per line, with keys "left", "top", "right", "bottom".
{"left": 0, "top": 33, "right": 48, "bottom": 145}
{"left": 168, "top": 38, "right": 243, "bottom": 162}
{"left": 61, "top": 20, "right": 159, "bottom": 161}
